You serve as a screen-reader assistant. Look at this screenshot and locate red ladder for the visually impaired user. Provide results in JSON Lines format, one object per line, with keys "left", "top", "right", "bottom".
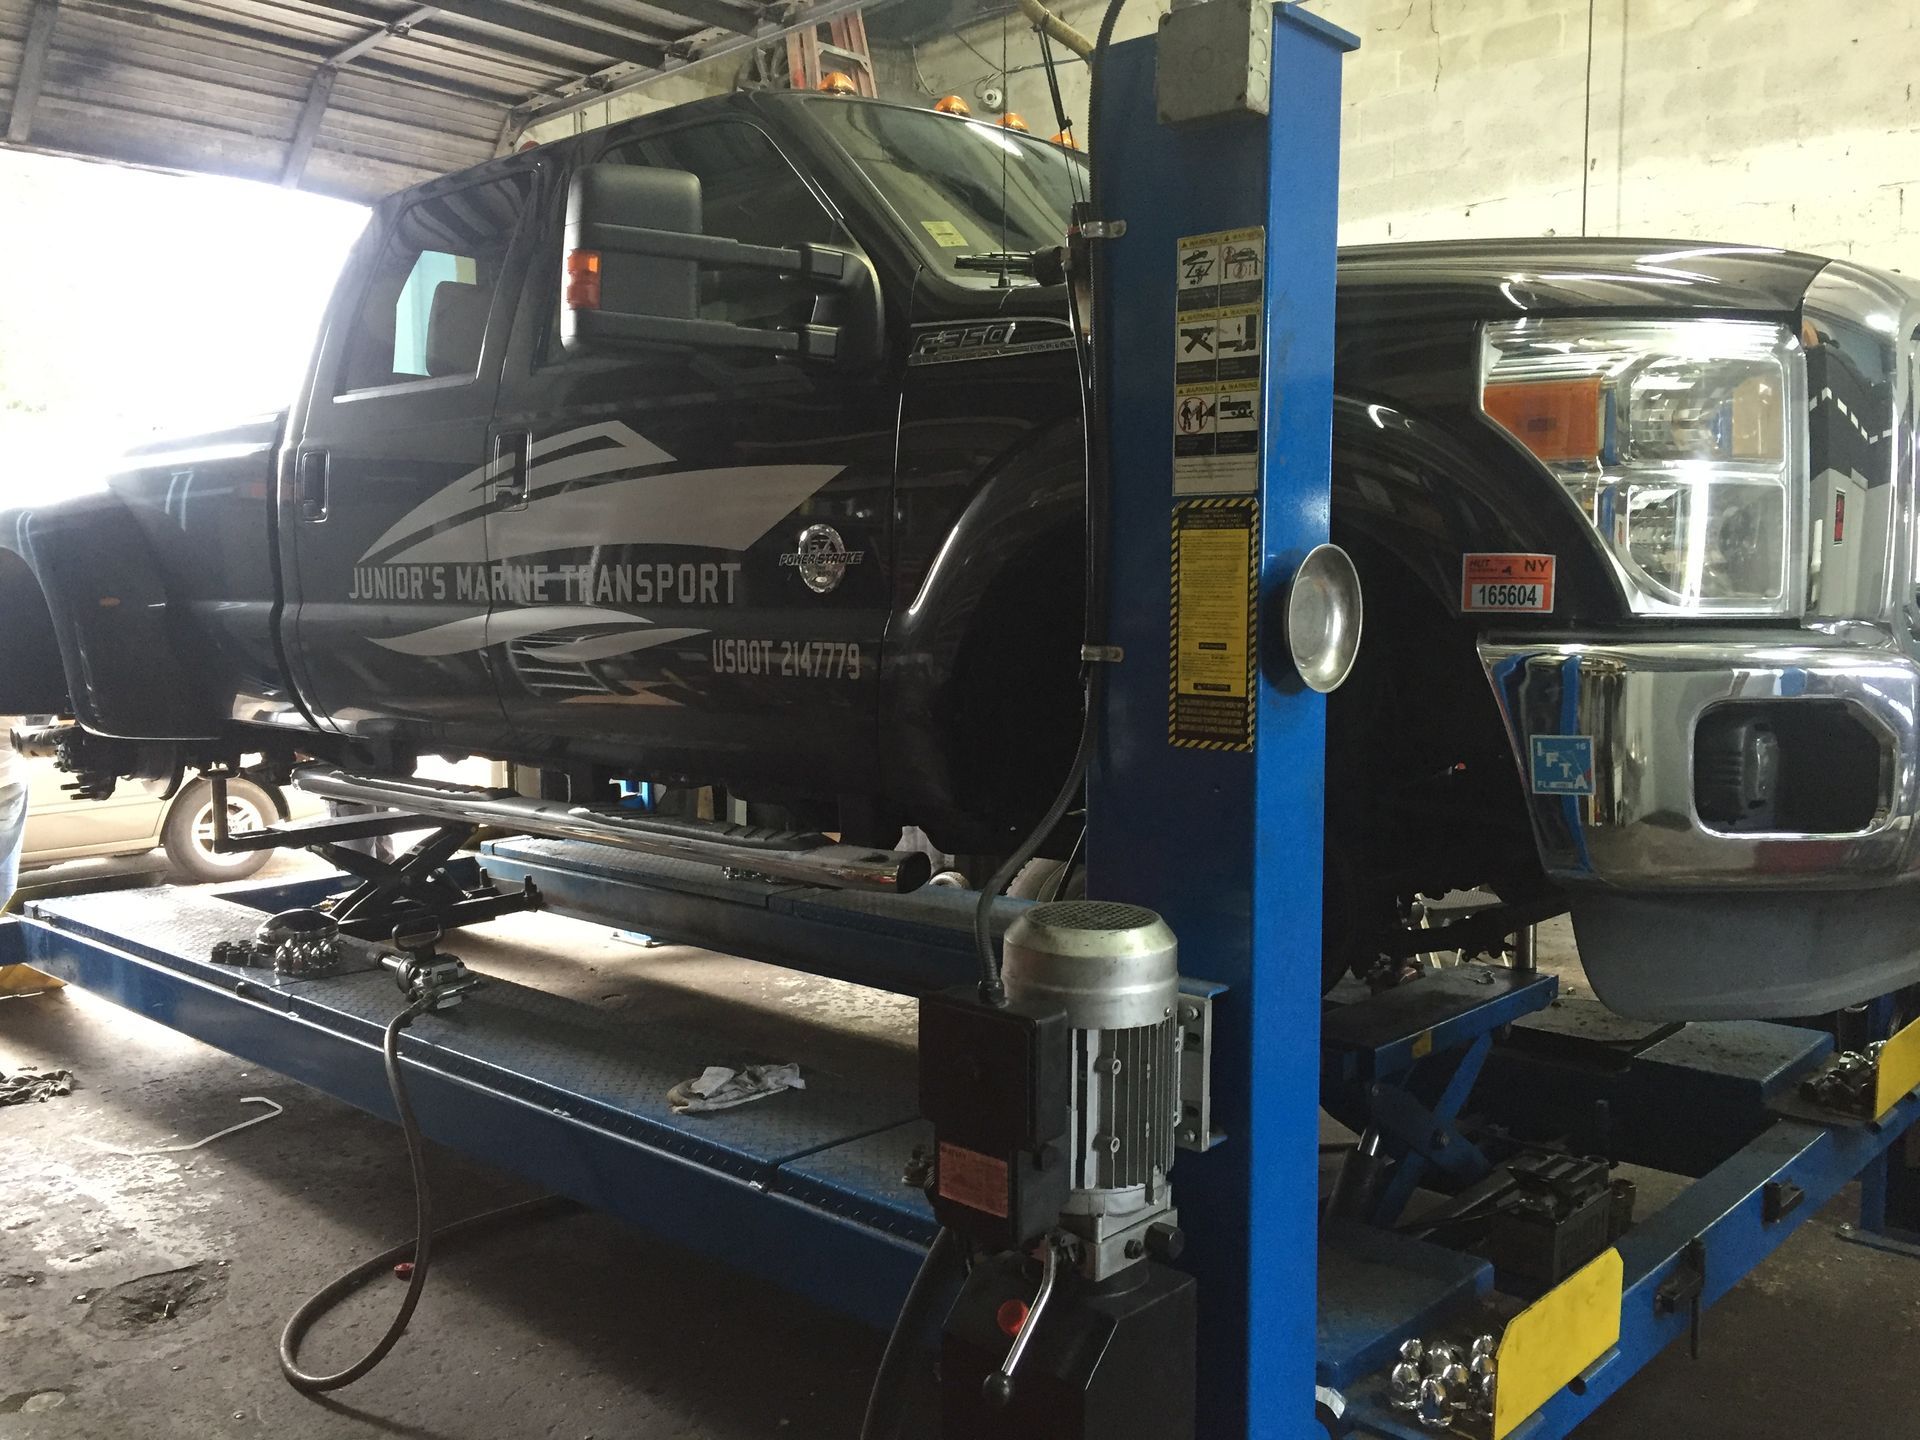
{"left": 785, "top": 11, "right": 875, "bottom": 96}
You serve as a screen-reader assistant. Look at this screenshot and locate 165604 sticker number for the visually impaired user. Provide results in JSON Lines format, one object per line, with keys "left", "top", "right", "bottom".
{"left": 711, "top": 638, "right": 863, "bottom": 679}
{"left": 1462, "top": 553, "right": 1556, "bottom": 614}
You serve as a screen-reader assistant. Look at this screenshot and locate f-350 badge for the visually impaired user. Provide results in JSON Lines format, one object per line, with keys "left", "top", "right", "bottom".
{"left": 782, "top": 524, "right": 862, "bottom": 594}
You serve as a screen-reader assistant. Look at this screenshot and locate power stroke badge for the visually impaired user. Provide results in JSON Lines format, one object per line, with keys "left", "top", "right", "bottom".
{"left": 781, "top": 524, "right": 864, "bottom": 594}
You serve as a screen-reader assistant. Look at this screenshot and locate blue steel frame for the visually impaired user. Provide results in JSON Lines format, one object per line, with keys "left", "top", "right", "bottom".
{"left": 1345, "top": 1088, "right": 1920, "bottom": 1437}
{"left": 1087, "top": 9, "right": 1356, "bottom": 1438}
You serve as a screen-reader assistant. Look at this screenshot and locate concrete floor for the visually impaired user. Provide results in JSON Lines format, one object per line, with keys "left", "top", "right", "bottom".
{"left": 2, "top": 859, "right": 1917, "bottom": 1439}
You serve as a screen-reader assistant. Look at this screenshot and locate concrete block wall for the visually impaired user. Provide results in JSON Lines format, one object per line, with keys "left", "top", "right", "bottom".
{"left": 882, "top": 0, "right": 1920, "bottom": 271}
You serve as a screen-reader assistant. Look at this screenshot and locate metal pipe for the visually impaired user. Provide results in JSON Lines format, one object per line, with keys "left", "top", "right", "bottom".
{"left": 293, "top": 768, "right": 931, "bottom": 893}
{"left": 1016, "top": 0, "right": 1095, "bottom": 59}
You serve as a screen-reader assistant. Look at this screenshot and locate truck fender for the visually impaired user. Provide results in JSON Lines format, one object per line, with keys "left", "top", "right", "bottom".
{"left": 1329, "top": 394, "right": 1625, "bottom": 623}
{"left": 0, "top": 491, "right": 224, "bottom": 740}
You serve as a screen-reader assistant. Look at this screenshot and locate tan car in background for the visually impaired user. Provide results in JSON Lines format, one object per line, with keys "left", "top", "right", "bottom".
{"left": 22, "top": 755, "right": 324, "bottom": 883}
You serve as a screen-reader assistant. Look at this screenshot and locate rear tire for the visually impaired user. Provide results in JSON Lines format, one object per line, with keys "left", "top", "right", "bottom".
{"left": 161, "top": 776, "right": 276, "bottom": 884}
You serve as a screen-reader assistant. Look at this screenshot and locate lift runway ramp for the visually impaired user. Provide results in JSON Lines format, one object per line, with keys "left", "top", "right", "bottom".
{"left": 2, "top": 878, "right": 939, "bottom": 1327}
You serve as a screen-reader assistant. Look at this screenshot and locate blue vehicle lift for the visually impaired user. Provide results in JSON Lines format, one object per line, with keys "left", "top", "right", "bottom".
{"left": 6, "top": 7, "right": 1920, "bottom": 1438}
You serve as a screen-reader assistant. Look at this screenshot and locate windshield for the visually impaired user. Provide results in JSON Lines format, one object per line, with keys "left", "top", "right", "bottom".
{"left": 802, "top": 98, "right": 1085, "bottom": 285}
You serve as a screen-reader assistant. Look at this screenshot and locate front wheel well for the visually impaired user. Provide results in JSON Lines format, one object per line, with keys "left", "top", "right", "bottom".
{"left": 0, "top": 552, "right": 69, "bottom": 714}
{"left": 1322, "top": 532, "right": 1548, "bottom": 979}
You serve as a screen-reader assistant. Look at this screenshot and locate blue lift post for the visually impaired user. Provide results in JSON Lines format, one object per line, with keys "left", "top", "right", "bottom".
{"left": 1086, "top": 9, "right": 1356, "bottom": 1437}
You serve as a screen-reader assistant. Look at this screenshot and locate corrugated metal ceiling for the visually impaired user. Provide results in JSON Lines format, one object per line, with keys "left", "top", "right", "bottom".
{"left": 0, "top": 0, "right": 868, "bottom": 202}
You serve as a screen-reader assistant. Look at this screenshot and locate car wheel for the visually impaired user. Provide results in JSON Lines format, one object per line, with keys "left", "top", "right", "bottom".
{"left": 161, "top": 777, "right": 277, "bottom": 884}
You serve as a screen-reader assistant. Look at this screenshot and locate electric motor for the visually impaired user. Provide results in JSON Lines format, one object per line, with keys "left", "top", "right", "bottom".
{"left": 1002, "top": 901, "right": 1181, "bottom": 1278}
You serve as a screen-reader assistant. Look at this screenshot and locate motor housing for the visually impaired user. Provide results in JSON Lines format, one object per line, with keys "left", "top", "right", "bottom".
{"left": 1002, "top": 901, "right": 1182, "bottom": 1280}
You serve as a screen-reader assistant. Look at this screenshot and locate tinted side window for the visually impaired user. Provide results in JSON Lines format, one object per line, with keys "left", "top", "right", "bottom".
{"left": 338, "top": 174, "right": 530, "bottom": 394}
{"left": 604, "top": 121, "right": 843, "bottom": 329}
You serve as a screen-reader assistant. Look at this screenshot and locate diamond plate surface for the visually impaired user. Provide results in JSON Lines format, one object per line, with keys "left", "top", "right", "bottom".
{"left": 29, "top": 884, "right": 921, "bottom": 1187}
{"left": 777, "top": 1120, "right": 937, "bottom": 1239}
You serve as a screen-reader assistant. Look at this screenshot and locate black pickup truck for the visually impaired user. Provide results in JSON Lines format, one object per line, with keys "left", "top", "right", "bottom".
{"left": 5, "top": 90, "right": 1919, "bottom": 1021}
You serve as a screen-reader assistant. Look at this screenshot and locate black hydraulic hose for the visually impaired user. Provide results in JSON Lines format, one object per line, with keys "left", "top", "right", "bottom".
{"left": 970, "top": 0, "right": 1132, "bottom": 1008}
{"left": 859, "top": 1227, "right": 965, "bottom": 1440}
{"left": 279, "top": 997, "right": 576, "bottom": 1393}
{"left": 1036, "top": 27, "right": 1073, "bottom": 145}
{"left": 1085, "top": 0, "right": 1132, "bottom": 209}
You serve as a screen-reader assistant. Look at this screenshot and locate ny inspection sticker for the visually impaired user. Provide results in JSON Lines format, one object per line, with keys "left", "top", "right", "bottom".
{"left": 1462, "top": 553, "right": 1556, "bottom": 614}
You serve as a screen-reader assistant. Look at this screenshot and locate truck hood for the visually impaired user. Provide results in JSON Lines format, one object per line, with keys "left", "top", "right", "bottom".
{"left": 1335, "top": 237, "right": 1834, "bottom": 323}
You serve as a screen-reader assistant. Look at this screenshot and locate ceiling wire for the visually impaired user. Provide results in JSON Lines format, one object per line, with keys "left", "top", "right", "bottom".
{"left": 1580, "top": 0, "right": 1596, "bottom": 236}
{"left": 999, "top": 10, "right": 1012, "bottom": 285}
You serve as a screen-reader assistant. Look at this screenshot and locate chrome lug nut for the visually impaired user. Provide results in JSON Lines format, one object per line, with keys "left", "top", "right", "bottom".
{"left": 1398, "top": 1338, "right": 1424, "bottom": 1365}
{"left": 1416, "top": 1377, "right": 1452, "bottom": 1428}
{"left": 1469, "top": 1334, "right": 1497, "bottom": 1362}
{"left": 1440, "top": 1362, "right": 1472, "bottom": 1402}
{"left": 1389, "top": 1361, "right": 1422, "bottom": 1410}
{"left": 1421, "top": 1341, "right": 1459, "bottom": 1376}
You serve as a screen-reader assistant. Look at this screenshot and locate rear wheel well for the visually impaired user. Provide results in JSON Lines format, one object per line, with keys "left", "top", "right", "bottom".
{"left": 0, "top": 553, "right": 69, "bottom": 714}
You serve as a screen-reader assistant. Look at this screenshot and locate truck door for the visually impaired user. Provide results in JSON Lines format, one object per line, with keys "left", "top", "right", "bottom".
{"left": 486, "top": 116, "right": 898, "bottom": 797}
{"left": 279, "top": 163, "right": 534, "bottom": 756}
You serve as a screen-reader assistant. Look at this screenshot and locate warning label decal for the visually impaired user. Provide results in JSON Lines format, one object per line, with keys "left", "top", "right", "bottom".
{"left": 1173, "top": 228, "right": 1265, "bottom": 495}
{"left": 1462, "top": 553, "right": 1556, "bottom": 613}
{"left": 936, "top": 1141, "right": 1009, "bottom": 1218}
{"left": 1170, "top": 497, "right": 1259, "bottom": 751}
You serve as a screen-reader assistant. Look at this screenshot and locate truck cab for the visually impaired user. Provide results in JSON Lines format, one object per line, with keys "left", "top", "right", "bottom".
{"left": 275, "top": 91, "right": 1087, "bottom": 850}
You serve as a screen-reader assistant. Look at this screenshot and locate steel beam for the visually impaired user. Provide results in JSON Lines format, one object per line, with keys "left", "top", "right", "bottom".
{"left": 279, "top": 64, "right": 338, "bottom": 187}
{"left": 513, "top": 0, "right": 873, "bottom": 131}
{"left": 297, "top": 0, "right": 627, "bottom": 79}
{"left": 572, "top": 0, "right": 759, "bottom": 37}
{"left": 330, "top": 4, "right": 441, "bottom": 66}
{"left": 425, "top": 0, "right": 668, "bottom": 69}
{"left": 6, "top": 0, "right": 60, "bottom": 146}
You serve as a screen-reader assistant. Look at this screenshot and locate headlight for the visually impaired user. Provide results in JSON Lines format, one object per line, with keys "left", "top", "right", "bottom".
{"left": 1480, "top": 318, "right": 1807, "bottom": 616}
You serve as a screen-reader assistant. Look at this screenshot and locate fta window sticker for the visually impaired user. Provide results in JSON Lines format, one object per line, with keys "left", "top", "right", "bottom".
{"left": 921, "top": 219, "right": 969, "bottom": 248}
{"left": 1530, "top": 735, "right": 1594, "bottom": 796}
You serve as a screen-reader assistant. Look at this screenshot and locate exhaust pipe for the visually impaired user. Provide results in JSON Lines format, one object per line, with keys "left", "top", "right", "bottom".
{"left": 295, "top": 767, "right": 932, "bottom": 894}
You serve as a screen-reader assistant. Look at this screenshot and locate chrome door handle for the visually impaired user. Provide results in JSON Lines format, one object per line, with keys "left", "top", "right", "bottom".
{"left": 297, "top": 449, "right": 329, "bottom": 523}
{"left": 493, "top": 431, "right": 532, "bottom": 509}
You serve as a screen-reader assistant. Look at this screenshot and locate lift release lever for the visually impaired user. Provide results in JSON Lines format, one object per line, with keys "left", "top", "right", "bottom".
{"left": 983, "top": 1234, "right": 1062, "bottom": 1409}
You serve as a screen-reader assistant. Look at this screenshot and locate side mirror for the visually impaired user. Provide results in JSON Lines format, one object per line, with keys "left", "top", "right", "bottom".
{"left": 560, "top": 161, "right": 883, "bottom": 368}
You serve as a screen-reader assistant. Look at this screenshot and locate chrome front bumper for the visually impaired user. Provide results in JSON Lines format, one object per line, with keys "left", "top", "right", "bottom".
{"left": 1479, "top": 638, "right": 1920, "bottom": 891}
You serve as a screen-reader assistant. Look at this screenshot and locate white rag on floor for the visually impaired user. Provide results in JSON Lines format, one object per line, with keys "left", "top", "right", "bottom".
{"left": 670, "top": 1063, "right": 805, "bottom": 1114}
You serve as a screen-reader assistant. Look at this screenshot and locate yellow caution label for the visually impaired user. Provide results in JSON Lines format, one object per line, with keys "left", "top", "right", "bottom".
{"left": 1169, "top": 497, "right": 1257, "bottom": 751}
{"left": 1874, "top": 1013, "right": 1920, "bottom": 1118}
{"left": 1492, "top": 1248, "right": 1623, "bottom": 1440}
{"left": 920, "top": 219, "right": 970, "bottom": 248}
